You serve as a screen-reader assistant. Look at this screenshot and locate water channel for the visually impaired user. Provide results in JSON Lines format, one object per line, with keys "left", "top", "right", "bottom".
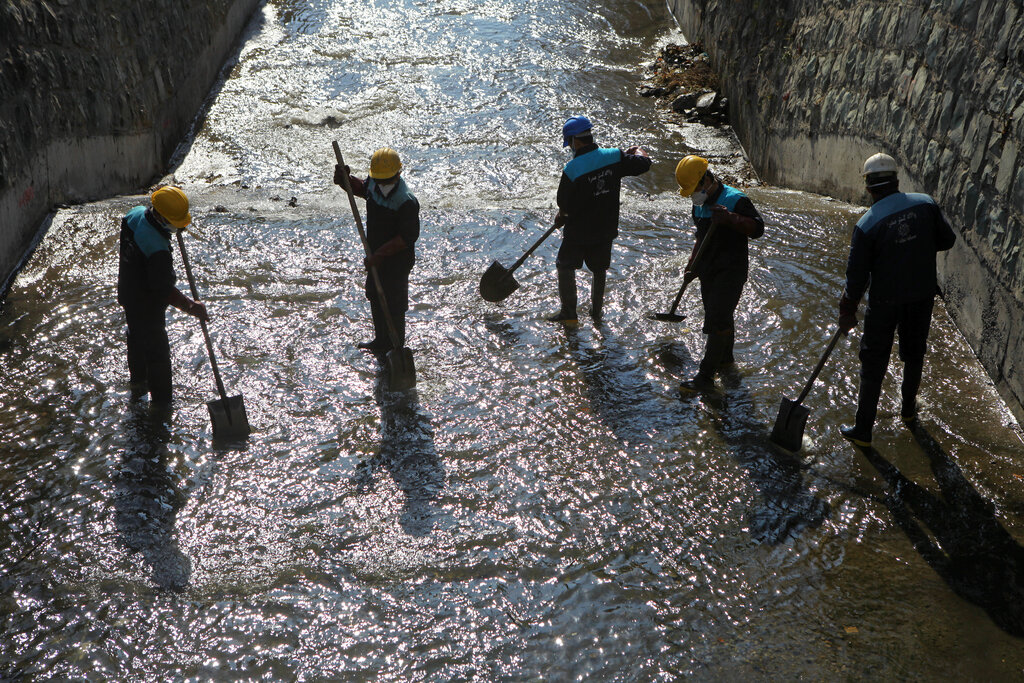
{"left": 2, "top": 0, "right": 1023, "bottom": 679}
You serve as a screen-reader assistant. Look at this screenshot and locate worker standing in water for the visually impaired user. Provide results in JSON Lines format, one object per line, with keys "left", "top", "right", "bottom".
{"left": 674, "top": 155, "right": 764, "bottom": 393}
{"left": 548, "top": 115, "right": 652, "bottom": 322}
{"left": 838, "top": 153, "right": 956, "bottom": 446}
{"left": 334, "top": 148, "right": 420, "bottom": 351}
{"left": 117, "top": 186, "right": 209, "bottom": 407}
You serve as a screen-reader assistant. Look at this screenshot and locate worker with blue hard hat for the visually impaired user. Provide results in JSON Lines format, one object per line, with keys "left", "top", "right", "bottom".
{"left": 548, "top": 115, "right": 652, "bottom": 322}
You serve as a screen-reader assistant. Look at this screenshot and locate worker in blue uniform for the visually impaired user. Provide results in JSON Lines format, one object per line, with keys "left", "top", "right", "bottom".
{"left": 674, "top": 155, "right": 764, "bottom": 392}
{"left": 117, "top": 186, "right": 208, "bottom": 406}
{"left": 335, "top": 148, "right": 420, "bottom": 351}
{"left": 548, "top": 115, "right": 652, "bottom": 322}
{"left": 838, "top": 153, "right": 957, "bottom": 446}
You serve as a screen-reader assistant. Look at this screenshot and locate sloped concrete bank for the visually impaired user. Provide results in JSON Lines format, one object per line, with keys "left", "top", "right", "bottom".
{"left": 668, "top": 0, "right": 1024, "bottom": 425}
{"left": 0, "top": 0, "right": 263, "bottom": 293}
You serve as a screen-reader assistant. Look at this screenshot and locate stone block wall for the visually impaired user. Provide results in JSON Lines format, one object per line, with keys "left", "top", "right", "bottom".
{"left": 668, "top": 0, "right": 1024, "bottom": 425}
{"left": 0, "top": 0, "right": 262, "bottom": 293}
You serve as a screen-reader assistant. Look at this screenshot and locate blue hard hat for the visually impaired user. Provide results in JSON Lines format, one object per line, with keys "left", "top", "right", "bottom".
{"left": 562, "top": 115, "right": 592, "bottom": 147}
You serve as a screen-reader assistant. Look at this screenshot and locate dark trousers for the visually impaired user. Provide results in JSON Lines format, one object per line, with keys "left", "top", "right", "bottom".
{"left": 698, "top": 267, "right": 747, "bottom": 335}
{"left": 124, "top": 305, "right": 172, "bottom": 404}
{"left": 693, "top": 267, "right": 746, "bottom": 377}
{"left": 855, "top": 297, "right": 935, "bottom": 431}
{"left": 365, "top": 269, "right": 410, "bottom": 346}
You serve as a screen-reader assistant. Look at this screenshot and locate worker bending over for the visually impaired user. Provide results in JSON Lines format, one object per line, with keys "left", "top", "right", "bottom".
{"left": 675, "top": 155, "right": 764, "bottom": 392}
{"left": 117, "top": 186, "right": 209, "bottom": 407}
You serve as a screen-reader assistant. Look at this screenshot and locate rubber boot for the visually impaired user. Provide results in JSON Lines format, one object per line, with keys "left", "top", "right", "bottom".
{"left": 392, "top": 311, "right": 407, "bottom": 349}
{"left": 840, "top": 376, "right": 882, "bottom": 446}
{"left": 590, "top": 269, "right": 607, "bottom": 321}
{"left": 680, "top": 333, "right": 728, "bottom": 393}
{"left": 546, "top": 268, "right": 578, "bottom": 322}
{"left": 901, "top": 361, "right": 923, "bottom": 424}
{"left": 359, "top": 300, "right": 391, "bottom": 351}
{"left": 719, "top": 333, "right": 735, "bottom": 366}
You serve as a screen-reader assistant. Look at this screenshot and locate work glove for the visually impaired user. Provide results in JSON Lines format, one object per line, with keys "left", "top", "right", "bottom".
{"left": 838, "top": 292, "right": 858, "bottom": 334}
{"left": 333, "top": 164, "right": 352, "bottom": 188}
{"left": 553, "top": 210, "right": 567, "bottom": 228}
{"left": 189, "top": 300, "right": 210, "bottom": 323}
{"left": 625, "top": 145, "right": 648, "bottom": 157}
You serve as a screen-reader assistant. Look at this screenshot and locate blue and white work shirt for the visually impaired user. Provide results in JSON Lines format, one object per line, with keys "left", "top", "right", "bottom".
{"left": 556, "top": 143, "right": 652, "bottom": 244}
{"left": 845, "top": 192, "right": 956, "bottom": 305}
{"left": 117, "top": 206, "right": 176, "bottom": 311}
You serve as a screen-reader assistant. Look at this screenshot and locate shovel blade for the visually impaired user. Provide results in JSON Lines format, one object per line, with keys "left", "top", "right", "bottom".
{"left": 385, "top": 347, "right": 416, "bottom": 392}
{"left": 207, "top": 394, "right": 251, "bottom": 438}
{"left": 646, "top": 311, "right": 687, "bottom": 323}
{"left": 479, "top": 260, "right": 520, "bottom": 302}
{"left": 770, "top": 398, "right": 809, "bottom": 452}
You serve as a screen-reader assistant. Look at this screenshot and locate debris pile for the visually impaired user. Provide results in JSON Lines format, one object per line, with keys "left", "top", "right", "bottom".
{"left": 639, "top": 43, "right": 729, "bottom": 127}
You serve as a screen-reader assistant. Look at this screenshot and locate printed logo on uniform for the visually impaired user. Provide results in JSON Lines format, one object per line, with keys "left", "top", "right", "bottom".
{"left": 591, "top": 168, "right": 613, "bottom": 197}
{"left": 893, "top": 214, "right": 916, "bottom": 244}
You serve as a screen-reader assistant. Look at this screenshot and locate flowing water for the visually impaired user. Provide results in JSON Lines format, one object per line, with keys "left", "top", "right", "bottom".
{"left": 2, "top": 0, "right": 1023, "bottom": 679}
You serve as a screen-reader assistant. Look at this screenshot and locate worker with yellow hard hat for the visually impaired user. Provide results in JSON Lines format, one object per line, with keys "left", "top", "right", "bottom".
{"left": 675, "top": 155, "right": 765, "bottom": 393}
{"left": 334, "top": 148, "right": 420, "bottom": 351}
{"left": 117, "top": 186, "right": 209, "bottom": 407}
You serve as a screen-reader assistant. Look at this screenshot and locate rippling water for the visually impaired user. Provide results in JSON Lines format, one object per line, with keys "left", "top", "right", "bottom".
{"left": 2, "top": 0, "right": 1023, "bottom": 679}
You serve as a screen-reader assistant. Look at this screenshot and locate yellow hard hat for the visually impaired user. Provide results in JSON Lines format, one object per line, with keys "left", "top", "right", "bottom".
{"left": 675, "top": 155, "right": 709, "bottom": 196}
{"left": 369, "top": 148, "right": 402, "bottom": 179}
{"left": 151, "top": 186, "right": 191, "bottom": 228}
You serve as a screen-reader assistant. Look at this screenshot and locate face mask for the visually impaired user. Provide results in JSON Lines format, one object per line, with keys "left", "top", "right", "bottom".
{"left": 378, "top": 182, "right": 397, "bottom": 197}
{"left": 690, "top": 189, "right": 708, "bottom": 206}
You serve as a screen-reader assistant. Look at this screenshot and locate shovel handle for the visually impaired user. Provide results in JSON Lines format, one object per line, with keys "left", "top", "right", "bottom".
{"left": 333, "top": 141, "right": 404, "bottom": 351}
{"left": 508, "top": 222, "right": 559, "bottom": 274}
{"left": 795, "top": 327, "right": 844, "bottom": 405}
{"left": 666, "top": 223, "right": 719, "bottom": 315}
{"left": 175, "top": 230, "right": 231, "bottom": 404}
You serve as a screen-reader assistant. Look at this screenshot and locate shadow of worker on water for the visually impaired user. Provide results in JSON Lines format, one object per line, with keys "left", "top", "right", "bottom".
{"left": 565, "top": 324, "right": 683, "bottom": 445}
{"left": 352, "top": 371, "right": 444, "bottom": 537}
{"left": 857, "top": 423, "right": 1024, "bottom": 637}
{"left": 113, "top": 407, "right": 191, "bottom": 591}
{"left": 703, "top": 379, "right": 831, "bottom": 545}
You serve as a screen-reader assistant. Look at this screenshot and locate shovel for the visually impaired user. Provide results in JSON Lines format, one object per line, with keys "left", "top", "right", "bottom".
{"left": 647, "top": 223, "right": 719, "bottom": 322}
{"left": 333, "top": 141, "right": 416, "bottom": 392}
{"left": 769, "top": 327, "right": 844, "bottom": 451}
{"left": 479, "top": 222, "right": 559, "bottom": 302}
{"left": 175, "top": 230, "right": 251, "bottom": 438}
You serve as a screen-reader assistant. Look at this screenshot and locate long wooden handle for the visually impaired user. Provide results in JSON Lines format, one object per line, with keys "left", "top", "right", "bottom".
{"left": 333, "top": 141, "right": 403, "bottom": 350}
{"left": 176, "top": 230, "right": 230, "bottom": 403}
{"left": 795, "top": 327, "right": 844, "bottom": 405}
{"left": 667, "top": 223, "right": 719, "bottom": 315}
{"left": 508, "top": 222, "right": 559, "bottom": 273}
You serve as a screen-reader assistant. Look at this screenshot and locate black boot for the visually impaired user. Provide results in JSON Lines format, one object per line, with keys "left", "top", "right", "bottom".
{"left": 840, "top": 376, "right": 882, "bottom": 446}
{"left": 392, "top": 311, "right": 407, "bottom": 349}
{"left": 546, "top": 267, "right": 578, "bottom": 322}
{"left": 901, "top": 361, "right": 923, "bottom": 424}
{"left": 359, "top": 300, "right": 391, "bottom": 351}
{"left": 590, "top": 269, "right": 607, "bottom": 321}
{"left": 719, "top": 333, "right": 735, "bottom": 366}
{"left": 680, "top": 334, "right": 728, "bottom": 393}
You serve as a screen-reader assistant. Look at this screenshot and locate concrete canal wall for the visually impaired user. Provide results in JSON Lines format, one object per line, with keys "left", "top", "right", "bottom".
{"left": 0, "top": 0, "right": 263, "bottom": 293}
{"left": 668, "top": 0, "right": 1024, "bottom": 425}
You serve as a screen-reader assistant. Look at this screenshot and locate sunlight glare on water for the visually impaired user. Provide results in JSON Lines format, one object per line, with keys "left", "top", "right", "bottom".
{"left": 1, "top": 0, "right": 1023, "bottom": 680}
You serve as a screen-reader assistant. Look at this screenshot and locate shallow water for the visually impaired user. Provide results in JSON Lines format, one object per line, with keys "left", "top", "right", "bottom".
{"left": 2, "top": 0, "right": 1023, "bottom": 679}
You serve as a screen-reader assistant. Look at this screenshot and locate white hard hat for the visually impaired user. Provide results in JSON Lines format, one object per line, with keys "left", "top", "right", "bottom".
{"left": 862, "top": 153, "right": 898, "bottom": 176}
